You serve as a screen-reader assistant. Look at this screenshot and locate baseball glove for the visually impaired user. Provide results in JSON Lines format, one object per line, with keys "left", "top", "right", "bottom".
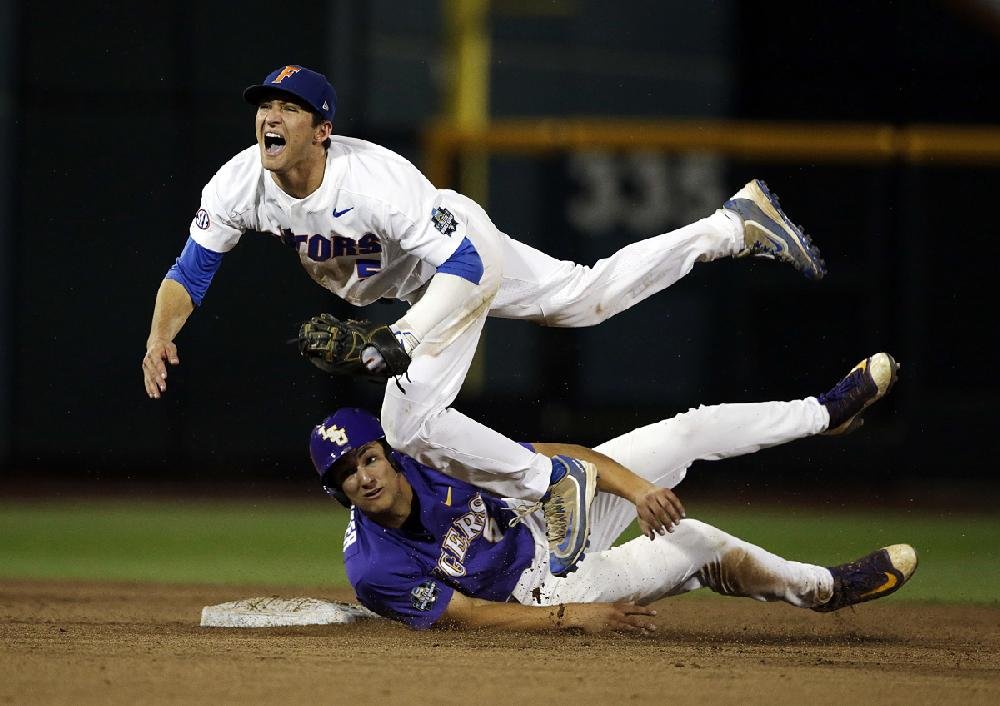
{"left": 296, "top": 314, "right": 411, "bottom": 379}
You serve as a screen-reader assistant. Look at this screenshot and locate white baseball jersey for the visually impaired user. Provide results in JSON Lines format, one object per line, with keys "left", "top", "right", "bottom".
{"left": 189, "top": 136, "right": 476, "bottom": 306}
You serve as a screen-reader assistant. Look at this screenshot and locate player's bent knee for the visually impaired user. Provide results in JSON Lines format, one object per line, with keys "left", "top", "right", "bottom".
{"left": 381, "top": 417, "right": 418, "bottom": 453}
{"left": 379, "top": 397, "right": 426, "bottom": 453}
{"left": 384, "top": 421, "right": 435, "bottom": 462}
{"left": 669, "top": 518, "right": 736, "bottom": 552}
{"left": 383, "top": 409, "right": 454, "bottom": 467}
{"left": 380, "top": 400, "right": 449, "bottom": 460}
{"left": 381, "top": 420, "right": 406, "bottom": 453}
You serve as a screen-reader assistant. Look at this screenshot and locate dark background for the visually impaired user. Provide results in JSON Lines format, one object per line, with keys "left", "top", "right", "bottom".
{"left": 1, "top": 1, "right": 998, "bottom": 505}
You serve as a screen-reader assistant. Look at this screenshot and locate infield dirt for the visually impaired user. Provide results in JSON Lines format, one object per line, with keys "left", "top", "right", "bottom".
{"left": 1, "top": 579, "right": 997, "bottom": 705}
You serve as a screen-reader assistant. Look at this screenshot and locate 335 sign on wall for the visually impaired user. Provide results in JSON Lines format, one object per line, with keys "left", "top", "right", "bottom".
{"left": 566, "top": 152, "right": 724, "bottom": 236}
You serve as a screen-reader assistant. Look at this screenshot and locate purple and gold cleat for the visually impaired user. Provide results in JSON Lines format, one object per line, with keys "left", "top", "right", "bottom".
{"left": 819, "top": 352, "right": 899, "bottom": 435}
{"left": 813, "top": 544, "right": 918, "bottom": 612}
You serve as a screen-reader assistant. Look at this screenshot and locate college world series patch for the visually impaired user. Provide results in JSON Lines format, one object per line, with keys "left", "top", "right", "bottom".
{"left": 430, "top": 207, "right": 457, "bottom": 236}
{"left": 410, "top": 581, "right": 440, "bottom": 611}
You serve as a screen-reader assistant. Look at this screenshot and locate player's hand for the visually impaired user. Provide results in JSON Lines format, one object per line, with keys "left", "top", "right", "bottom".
{"left": 359, "top": 325, "right": 419, "bottom": 373}
{"left": 564, "top": 601, "right": 657, "bottom": 634}
{"left": 143, "top": 338, "right": 180, "bottom": 399}
{"left": 634, "top": 487, "right": 685, "bottom": 539}
{"left": 361, "top": 345, "right": 386, "bottom": 373}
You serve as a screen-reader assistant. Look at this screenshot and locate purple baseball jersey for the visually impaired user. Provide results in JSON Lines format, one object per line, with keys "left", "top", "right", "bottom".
{"left": 343, "top": 451, "right": 536, "bottom": 629}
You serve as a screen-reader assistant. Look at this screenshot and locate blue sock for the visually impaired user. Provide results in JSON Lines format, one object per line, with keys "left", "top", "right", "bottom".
{"left": 541, "top": 457, "right": 568, "bottom": 501}
{"left": 549, "top": 457, "right": 567, "bottom": 484}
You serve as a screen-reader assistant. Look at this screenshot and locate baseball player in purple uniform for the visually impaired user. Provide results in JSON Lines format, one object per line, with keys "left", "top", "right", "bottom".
{"left": 313, "top": 353, "right": 916, "bottom": 632}
{"left": 143, "top": 64, "right": 827, "bottom": 576}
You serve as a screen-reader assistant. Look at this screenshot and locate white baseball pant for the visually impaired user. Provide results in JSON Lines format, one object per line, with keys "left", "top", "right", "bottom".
{"left": 381, "top": 200, "right": 744, "bottom": 501}
{"left": 510, "top": 397, "right": 835, "bottom": 608}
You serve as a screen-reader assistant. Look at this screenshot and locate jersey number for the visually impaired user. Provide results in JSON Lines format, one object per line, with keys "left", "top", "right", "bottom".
{"left": 356, "top": 259, "right": 381, "bottom": 278}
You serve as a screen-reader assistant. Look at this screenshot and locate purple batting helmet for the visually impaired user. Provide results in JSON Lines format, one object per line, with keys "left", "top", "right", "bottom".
{"left": 310, "top": 408, "right": 385, "bottom": 507}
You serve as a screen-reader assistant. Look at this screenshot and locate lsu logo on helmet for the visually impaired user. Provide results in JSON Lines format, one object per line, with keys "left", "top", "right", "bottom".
{"left": 317, "top": 423, "right": 349, "bottom": 446}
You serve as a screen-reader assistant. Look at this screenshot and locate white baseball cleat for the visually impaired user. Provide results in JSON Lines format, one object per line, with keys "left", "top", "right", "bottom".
{"left": 542, "top": 455, "right": 597, "bottom": 577}
{"left": 725, "top": 178, "right": 827, "bottom": 280}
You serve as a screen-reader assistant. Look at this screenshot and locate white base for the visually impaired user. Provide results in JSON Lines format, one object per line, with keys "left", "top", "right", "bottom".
{"left": 200, "top": 596, "right": 381, "bottom": 628}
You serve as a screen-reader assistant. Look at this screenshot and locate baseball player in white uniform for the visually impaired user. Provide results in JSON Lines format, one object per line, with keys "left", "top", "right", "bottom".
{"left": 142, "top": 64, "right": 828, "bottom": 576}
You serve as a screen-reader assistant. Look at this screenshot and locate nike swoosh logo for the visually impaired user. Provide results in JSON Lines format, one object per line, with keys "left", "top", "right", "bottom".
{"left": 860, "top": 571, "right": 898, "bottom": 599}
{"left": 332, "top": 207, "right": 354, "bottom": 218}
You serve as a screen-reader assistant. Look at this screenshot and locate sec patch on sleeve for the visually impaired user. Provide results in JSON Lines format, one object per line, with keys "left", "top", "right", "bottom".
{"left": 430, "top": 207, "right": 457, "bottom": 236}
{"left": 194, "top": 208, "right": 211, "bottom": 230}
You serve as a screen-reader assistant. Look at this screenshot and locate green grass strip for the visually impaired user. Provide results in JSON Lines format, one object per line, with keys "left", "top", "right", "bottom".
{"left": 0, "top": 500, "right": 996, "bottom": 603}
{"left": 0, "top": 499, "right": 349, "bottom": 586}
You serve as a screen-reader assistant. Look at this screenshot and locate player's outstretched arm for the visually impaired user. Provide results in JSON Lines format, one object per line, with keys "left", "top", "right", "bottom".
{"left": 437, "top": 591, "right": 656, "bottom": 634}
{"left": 532, "top": 442, "right": 685, "bottom": 539}
{"left": 143, "top": 279, "right": 193, "bottom": 399}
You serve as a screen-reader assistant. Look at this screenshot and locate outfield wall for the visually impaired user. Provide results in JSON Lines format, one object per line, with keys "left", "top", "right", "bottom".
{"left": 1, "top": 1, "right": 998, "bottom": 495}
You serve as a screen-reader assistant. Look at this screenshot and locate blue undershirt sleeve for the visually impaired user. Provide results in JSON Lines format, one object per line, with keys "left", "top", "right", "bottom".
{"left": 165, "top": 237, "right": 224, "bottom": 306}
{"left": 435, "top": 236, "right": 483, "bottom": 285}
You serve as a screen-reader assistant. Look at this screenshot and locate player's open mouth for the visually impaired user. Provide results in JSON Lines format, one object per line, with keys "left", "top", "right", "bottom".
{"left": 263, "top": 132, "right": 286, "bottom": 156}
{"left": 364, "top": 487, "right": 382, "bottom": 500}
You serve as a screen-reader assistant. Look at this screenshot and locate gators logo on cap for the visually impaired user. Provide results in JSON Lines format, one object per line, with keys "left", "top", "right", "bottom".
{"left": 272, "top": 65, "right": 302, "bottom": 84}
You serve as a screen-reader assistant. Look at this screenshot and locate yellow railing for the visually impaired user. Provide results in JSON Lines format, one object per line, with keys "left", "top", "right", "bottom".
{"left": 423, "top": 119, "right": 1000, "bottom": 187}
